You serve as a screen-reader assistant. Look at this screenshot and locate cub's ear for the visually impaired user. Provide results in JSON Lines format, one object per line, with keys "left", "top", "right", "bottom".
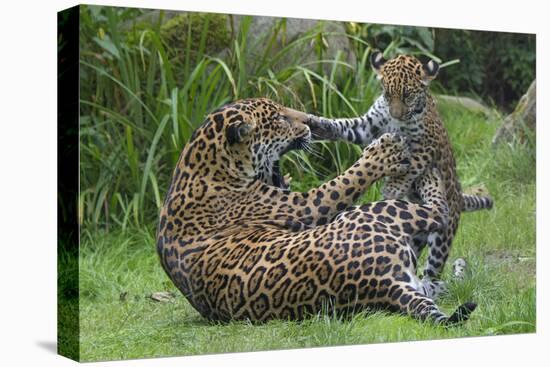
{"left": 226, "top": 121, "right": 253, "bottom": 145}
{"left": 421, "top": 59, "right": 439, "bottom": 84}
{"left": 370, "top": 51, "right": 387, "bottom": 73}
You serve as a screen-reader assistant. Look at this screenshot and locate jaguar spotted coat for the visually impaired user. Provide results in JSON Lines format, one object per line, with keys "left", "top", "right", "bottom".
{"left": 156, "top": 98, "right": 476, "bottom": 324}
{"left": 307, "top": 53, "right": 493, "bottom": 287}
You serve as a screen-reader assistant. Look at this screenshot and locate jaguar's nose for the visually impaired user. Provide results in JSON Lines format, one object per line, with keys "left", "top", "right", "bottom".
{"left": 389, "top": 99, "right": 407, "bottom": 120}
{"left": 280, "top": 106, "right": 310, "bottom": 124}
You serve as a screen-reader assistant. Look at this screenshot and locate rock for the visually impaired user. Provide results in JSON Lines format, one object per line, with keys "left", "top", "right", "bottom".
{"left": 229, "top": 15, "right": 356, "bottom": 70}
{"left": 492, "top": 80, "right": 536, "bottom": 145}
{"left": 160, "top": 13, "right": 231, "bottom": 64}
{"left": 119, "top": 9, "right": 181, "bottom": 30}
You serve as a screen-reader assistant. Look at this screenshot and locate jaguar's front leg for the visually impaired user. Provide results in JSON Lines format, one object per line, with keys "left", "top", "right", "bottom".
{"left": 284, "top": 133, "right": 411, "bottom": 226}
{"left": 305, "top": 96, "right": 392, "bottom": 146}
{"left": 419, "top": 278, "right": 447, "bottom": 300}
{"left": 381, "top": 143, "right": 434, "bottom": 200}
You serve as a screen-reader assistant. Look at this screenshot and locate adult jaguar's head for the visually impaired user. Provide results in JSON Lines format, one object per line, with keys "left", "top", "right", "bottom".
{"left": 371, "top": 52, "right": 439, "bottom": 122}
{"left": 188, "top": 98, "right": 312, "bottom": 188}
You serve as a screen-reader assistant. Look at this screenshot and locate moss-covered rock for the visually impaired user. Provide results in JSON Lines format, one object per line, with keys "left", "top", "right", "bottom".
{"left": 493, "top": 80, "right": 536, "bottom": 145}
{"left": 160, "top": 12, "right": 231, "bottom": 63}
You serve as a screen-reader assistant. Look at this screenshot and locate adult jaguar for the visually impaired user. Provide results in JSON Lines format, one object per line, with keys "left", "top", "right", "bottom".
{"left": 307, "top": 53, "right": 493, "bottom": 290}
{"left": 156, "top": 98, "right": 476, "bottom": 324}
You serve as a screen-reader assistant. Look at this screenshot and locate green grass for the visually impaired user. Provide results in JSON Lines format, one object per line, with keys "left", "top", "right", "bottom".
{"left": 74, "top": 103, "right": 536, "bottom": 361}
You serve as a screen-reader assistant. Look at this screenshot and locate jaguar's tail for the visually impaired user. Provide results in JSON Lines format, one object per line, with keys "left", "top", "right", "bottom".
{"left": 462, "top": 193, "right": 493, "bottom": 212}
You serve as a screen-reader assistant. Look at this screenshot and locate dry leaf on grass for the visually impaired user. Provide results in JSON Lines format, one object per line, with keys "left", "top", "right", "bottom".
{"left": 150, "top": 291, "right": 176, "bottom": 302}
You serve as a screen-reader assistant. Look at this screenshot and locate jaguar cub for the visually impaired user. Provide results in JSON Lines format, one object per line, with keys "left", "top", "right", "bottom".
{"left": 307, "top": 53, "right": 493, "bottom": 292}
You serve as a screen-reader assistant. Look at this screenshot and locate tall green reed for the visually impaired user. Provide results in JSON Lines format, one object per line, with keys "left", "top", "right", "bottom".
{"left": 78, "top": 5, "right": 442, "bottom": 230}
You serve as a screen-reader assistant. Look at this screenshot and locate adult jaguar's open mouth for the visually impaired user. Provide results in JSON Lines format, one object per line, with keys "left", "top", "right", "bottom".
{"left": 271, "top": 160, "right": 285, "bottom": 188}
{"left": 258, "top": 109, "right": 322, "bottom": 189}
{"left": 268, "top": 135, "right": 311, "bottom": 189}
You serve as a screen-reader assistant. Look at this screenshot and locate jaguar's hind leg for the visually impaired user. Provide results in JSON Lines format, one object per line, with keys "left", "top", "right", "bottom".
{"left": 411, "top": 165, "right": 452, "bottom": 287}
{"left": 419, "top": 278, "right": 447, "bottom": 300}
{"left": 393, "top": 283, "right": 476, "bottom": 325}
{"left": 419, "top": 258, "right": 468, "bottom": 300}
{"left": 419, "top": 257, "right": 467, "bottom": 301}
{"left": 405, "top": 167, "right": 451, "bottom": 298}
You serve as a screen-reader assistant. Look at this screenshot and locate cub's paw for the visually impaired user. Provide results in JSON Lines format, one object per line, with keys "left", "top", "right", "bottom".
{"left": 305, "top": 115, "right": 338, "bottom": 141}
{"left": 452, "top": 258, "right": 467, "bottom": 280}
{"left": 364, "top": 133, "right": 411, "bottom": 177}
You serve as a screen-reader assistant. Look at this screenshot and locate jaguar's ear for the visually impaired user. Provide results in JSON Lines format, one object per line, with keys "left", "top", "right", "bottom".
{"left": 421, "top": 59, "right": 439, "bottom": 85}
{"left": 370, "top": 51, "right": 387, "bottom": 76}
{"left": 226, "top": 121, "right": 253, "bottom": 145}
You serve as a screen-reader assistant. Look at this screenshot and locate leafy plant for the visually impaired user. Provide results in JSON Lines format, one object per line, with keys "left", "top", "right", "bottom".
{"left": 434, "top": 29, "right": 535, "bottom": 110}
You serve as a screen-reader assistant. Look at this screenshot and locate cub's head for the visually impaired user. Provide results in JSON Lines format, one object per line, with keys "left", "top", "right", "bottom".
{"left": 202, "top": 98, "right": 312, "bottom": 187}
{"left": 370, "top": 52, "right": 439, "bottom": 121}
